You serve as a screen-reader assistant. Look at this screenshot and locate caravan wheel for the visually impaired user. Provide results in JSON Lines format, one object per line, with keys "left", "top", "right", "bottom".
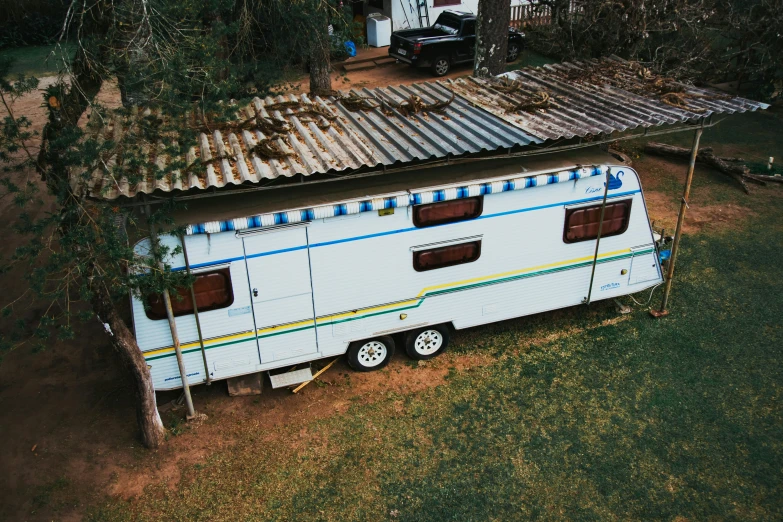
{"left": 347, "top": 336, "right": 395, "bottom": 372}
{"left": 405, "top": 325, "right": 450, "bottom": 360}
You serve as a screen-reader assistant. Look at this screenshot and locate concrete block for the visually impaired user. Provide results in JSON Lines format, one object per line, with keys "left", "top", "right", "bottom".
{"left": 227, "top": 372, "right": 263, "bottom": 396}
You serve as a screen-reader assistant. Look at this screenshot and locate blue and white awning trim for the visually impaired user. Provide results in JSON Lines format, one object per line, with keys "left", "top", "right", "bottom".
{"left": 185, "top": 165, "right": 607, "bottom": 235}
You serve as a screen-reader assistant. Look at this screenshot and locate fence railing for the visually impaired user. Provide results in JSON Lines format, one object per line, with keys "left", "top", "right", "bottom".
{"left": 510, "top": 2, "right": 582, "bottom": 28}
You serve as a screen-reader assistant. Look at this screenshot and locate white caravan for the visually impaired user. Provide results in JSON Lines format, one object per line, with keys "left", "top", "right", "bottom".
{"left": 132, "top": 150, "right": 663, "bottom": 390}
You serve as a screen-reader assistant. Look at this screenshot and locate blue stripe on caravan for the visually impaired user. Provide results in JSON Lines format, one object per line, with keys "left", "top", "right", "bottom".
{"left": 309, "top": 227, "right": 417, "bottom": 248}
{"left": 476, "top": 189, "right": 640, "bottom": 222}
{"left": 173, "top": 190, "right": 642, "bottom": 270}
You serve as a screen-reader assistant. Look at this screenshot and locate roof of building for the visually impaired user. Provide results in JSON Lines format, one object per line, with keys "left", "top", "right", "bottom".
{"left": 81, "top": 57, "right": 768, "bottom": 202}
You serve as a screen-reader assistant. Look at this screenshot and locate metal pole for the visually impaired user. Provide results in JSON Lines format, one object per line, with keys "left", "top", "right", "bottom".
{"left": 147, "top": 207, "right": 196, "bottom": 419}
{"left": 652, "top": 126, "right": 704, "bottom": 317}
{"left": 178, "top": 232, "right": 211, "bottom": 385}
{"left": 585, "top": 167, "right": 612, "bottom": 305}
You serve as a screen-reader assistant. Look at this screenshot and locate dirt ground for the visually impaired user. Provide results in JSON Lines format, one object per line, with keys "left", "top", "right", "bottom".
{"left": 283, "top": 59, "right": 477, "bottom": 94}
{"left": 0, "top": 68, "right": 780, "bottom": 521}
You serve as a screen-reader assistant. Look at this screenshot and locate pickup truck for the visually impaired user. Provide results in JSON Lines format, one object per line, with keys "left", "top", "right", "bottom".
{"left": 389, "top": 11, "right": 525, "bottom": 77}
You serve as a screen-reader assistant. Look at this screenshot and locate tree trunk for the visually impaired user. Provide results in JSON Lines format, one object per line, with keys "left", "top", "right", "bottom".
{"left": 309, "top": 16, "right": 332, "bottom": 95}
{"left": 554, "top": 0, "right": 571, "bottom": 27}
{"left": 474, "top": 0, "right": 511, "bottom": 78}
{"left": 92, "top": 287, "right": 166, "bottom": 449}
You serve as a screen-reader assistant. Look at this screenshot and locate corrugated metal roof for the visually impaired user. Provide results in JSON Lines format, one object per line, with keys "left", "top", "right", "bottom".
{"left": 449, "top": 57, "right": 769, "bottom": 141}
{"left": 83, "top": 81, "right": 538, "bottom": 200}
{"left": 81, "top": 57, "right": 769, "bottom": 201}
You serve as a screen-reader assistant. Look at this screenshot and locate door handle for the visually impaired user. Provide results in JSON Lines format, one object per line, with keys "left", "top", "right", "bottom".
{"left": 253, "top": 288, "right": 258, "bottom": 297}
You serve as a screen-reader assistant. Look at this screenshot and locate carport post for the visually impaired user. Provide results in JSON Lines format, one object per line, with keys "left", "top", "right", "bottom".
{"left": 651, "top": 125, "right": 704, "bottom": 318}
{"left": 146, "top": 204, "right": 197, "bottom": 419}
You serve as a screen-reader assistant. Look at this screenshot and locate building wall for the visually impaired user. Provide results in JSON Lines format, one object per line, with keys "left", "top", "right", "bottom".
{"left": 377, "top": 0, "right": 531, "bottom": 32}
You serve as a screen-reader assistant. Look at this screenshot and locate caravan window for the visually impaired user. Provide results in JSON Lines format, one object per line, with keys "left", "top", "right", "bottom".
{"left": 563, "top": 200, "right": 632, "bottom": 243}
{"left": 413, "top": 196, "right": 483, "bottom": 228}
{"left": 413, "top": 240, "right": 482, "bottom": 272}
{"left": 145, "top": 267, "right": 234, "bottom": 320}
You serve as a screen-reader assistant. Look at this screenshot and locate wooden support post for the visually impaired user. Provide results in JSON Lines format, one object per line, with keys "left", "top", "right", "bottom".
{"left": 651, "top": 126, "right": 704, "bottom": 318}
{"left": 585, "top": 167, "right": 612, "bottom": 305}
{"left": 178, "top": 232, "right": 211, "bottom": 385}
{"left": 161, "top": 287, "right": 196, "bottom": 419}
{"left": 147, "top": 206, "right": 196, "bottom": 419}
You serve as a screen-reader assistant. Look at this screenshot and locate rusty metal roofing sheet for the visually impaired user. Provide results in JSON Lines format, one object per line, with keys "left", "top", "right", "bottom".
{"left": 82, "top": 57, "right": 768, "bottom": 201}
{"left": 448, "top": 57, "right": 769, "bottom": 141}
{"left": 84, "top": 81, "right": 538, "bottom": 200}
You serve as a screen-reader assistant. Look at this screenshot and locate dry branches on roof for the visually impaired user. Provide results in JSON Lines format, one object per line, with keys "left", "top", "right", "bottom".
{"left": 380, "top": 91, "right": 456, "bottom": 117}
{"left": 552, "top": 60, "right": 728, "bottom": 113}
{"left": 487, "top": 78, "right": 552, "bottom": 112}
{"left": 336, "top": 93, "right": 380, "bottom": 112}
{"left": 251, "top": 135, "right": 291, "bottom": 160}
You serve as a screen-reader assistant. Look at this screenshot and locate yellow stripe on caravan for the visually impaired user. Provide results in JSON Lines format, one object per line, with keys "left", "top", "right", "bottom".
{"left": 316, "top": 298, "right": 421, "bottom": 324}
{"left": 143, "top": 330, "right": 256, "bottom": 358}
{"left": 143, "top": 248, "right": 633, "bottom": 359}
{"left": 415, "top": 248, "right": 632, "bottom": 298}
{"left": 256, "top": 319, "right": 316, "bottom": 334}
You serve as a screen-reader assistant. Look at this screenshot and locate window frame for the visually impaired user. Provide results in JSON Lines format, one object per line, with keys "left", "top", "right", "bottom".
{"left": 413, "top": 239, "right": 482, "bottom": 272}
{"left": 562, "top": 199, "right": 633, "bottom": 244}
{"left": 412, "top": 196, "right": 484, "bottom": 228}
{"left": 145, "top": 267, "right": 235, "bottom": 320}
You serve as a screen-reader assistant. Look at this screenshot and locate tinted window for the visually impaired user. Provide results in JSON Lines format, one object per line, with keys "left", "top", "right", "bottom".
{"left": 413, "top": 197, "right": 483, "bottom": 228}
{"left": 146, "top": 267, "right": 234, "bottom": 320}
{"left": 413, "top": 241, "right": 481, "bottom": 272}
{"left": 433, "top": 12, "right": 462, "bottom": 34}
{"left": 462, "top": 20, "right": 476, "bottom": 36}
{"left": 563, "top": 200, "right": 632, "bottom": 243}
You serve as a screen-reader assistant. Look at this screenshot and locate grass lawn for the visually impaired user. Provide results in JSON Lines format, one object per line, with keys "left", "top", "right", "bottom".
{"left": 86, "top": 111, "right": 783, "bottom": 519}
{"left": 0, "top": 44, "right": 72, "bottom": 77}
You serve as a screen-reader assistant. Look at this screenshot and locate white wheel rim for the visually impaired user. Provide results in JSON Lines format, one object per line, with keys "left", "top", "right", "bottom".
{"left": 508, "top": 46, "right": 519, "bottom": 60}
{"left": 357, "top": 341, "right": 388, "bottom": 368}
{"left": 435, "top": 60, "right": 449, "bottom": 75}
{"left": 414, "top": 330, "right": 443, "bottom": 356}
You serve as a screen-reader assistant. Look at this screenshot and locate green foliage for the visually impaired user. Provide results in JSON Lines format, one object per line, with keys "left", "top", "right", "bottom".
{"left": 0, "top": 1, "right": 343, "bottom": 360}
{"left": 527, "top": 0, "right": 783, "bottom": 101}
{"left": 0, "top": 0, "right": 70, "bottom": 49}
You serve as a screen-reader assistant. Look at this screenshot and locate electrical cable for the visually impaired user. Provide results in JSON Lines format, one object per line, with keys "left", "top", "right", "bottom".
{"left": 629, "top": 281, "right": 664, "bottom": 307}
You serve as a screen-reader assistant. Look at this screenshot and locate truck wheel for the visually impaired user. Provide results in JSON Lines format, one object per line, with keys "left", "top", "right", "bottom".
{"left": 506, "top": 43, "right": 521, "bottom": 62}
{"left": 432, "top": 57, "right": 451, "bottom": 77}
{"left": 404, "top": 325, "right": 450, "bottom": 360}
{"left": 347, "top": 336, "right": 395, "bottom": 372}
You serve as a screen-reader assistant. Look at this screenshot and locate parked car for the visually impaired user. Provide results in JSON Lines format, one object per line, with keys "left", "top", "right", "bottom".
{"left": 389, "top": 11, "right": 526, "bottom": 77}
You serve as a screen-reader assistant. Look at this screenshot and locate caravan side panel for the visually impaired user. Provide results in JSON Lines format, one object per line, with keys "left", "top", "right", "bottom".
{"left": 133, "top": 233, "right": 262, "bottom": 389}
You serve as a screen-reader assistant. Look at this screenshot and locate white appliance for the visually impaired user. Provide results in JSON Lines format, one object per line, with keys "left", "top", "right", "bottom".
{"left": 367, "top": 14, "right": 392, "bottom": 47}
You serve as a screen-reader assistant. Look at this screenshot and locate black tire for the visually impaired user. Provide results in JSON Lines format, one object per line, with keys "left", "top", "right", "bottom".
{"left": 431, "top": 56, "right": 451, "bottom": 77}
{"left": 506, "top": 42, "right": 521, "bottom": 63}
{"left": 347, "top": 335, "right": 395, "bottom": 372}
{"left": 404, "top": 325, "right": 451, "bottom": 361}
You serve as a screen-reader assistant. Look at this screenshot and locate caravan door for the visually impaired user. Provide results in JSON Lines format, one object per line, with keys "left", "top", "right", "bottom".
{"left": 241, "top": 225, "right": 319, "bottom": 364}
